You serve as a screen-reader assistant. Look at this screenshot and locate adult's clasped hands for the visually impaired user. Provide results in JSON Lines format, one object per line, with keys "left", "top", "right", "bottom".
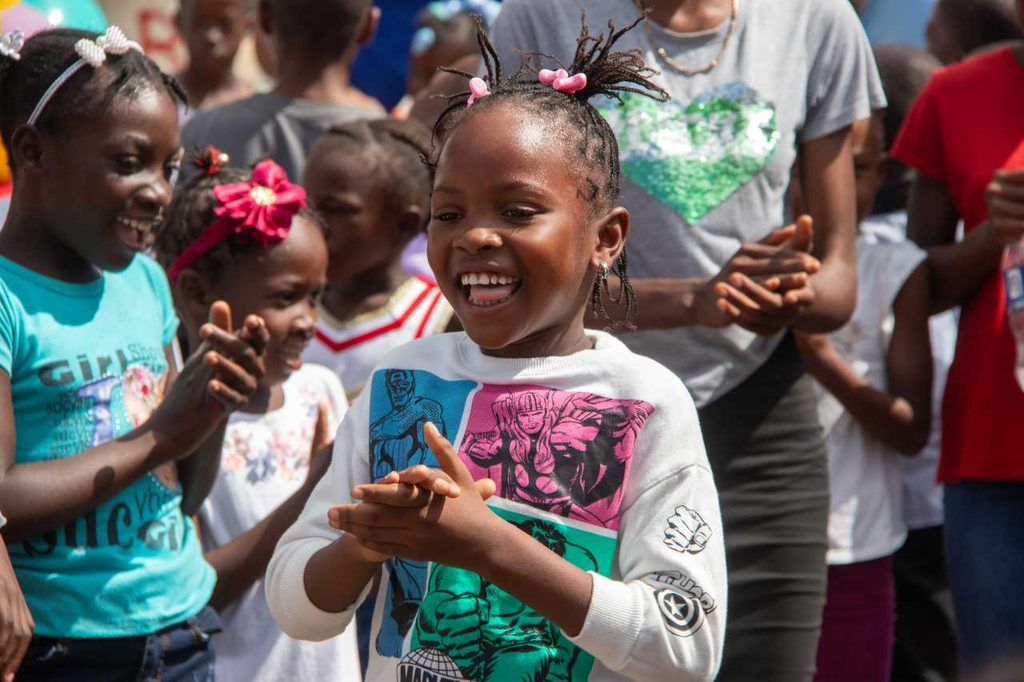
{"left": 706, "top": 215, "right": 820, "bottom": 336}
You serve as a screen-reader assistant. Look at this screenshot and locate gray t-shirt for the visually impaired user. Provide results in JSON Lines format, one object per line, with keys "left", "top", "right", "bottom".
{"left": 181, "top": 93, "right": 383, "bottom": 182}
{"left": 490, "top": 0, "right": 885, "bottom": 406}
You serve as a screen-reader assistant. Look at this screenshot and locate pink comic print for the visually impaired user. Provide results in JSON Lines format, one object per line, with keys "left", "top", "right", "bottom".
{"left": 459, "top": 384, "right": 654, "bottom": 530}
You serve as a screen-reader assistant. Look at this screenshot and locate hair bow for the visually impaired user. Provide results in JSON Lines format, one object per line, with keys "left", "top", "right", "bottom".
{"left": 74, "top": 26, "right": 142, "bottom": 68}
{"left": 538, "top": 68, "right": 588, "bottom": 95}
{"left": 467, "top": 77, "right": 491, "bottom": 106}
{"left": 167, "top": 159, "right": 306, "bottom": 282}
{"left": 0, "top": 30, "right": 24, "bottom": 61}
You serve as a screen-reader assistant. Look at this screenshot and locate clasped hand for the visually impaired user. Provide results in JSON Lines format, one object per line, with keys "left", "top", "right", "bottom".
{"left": 328, "top": 422, "right": 499, "bottom": 569}
{"left": 708, "top": 215, "right": 820, "bottom": 335}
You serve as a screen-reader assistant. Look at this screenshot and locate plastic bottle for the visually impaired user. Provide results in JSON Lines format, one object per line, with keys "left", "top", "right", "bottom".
{"left": 1002, "top": 240, "right": 1024, "bottom": 391}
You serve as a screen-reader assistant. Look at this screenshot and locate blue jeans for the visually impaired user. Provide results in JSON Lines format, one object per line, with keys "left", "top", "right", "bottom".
{"left": 18, "top": 606, "right": 221, "bottom": 682}
{"left": 944, "top": 482, "right": 1024, "bottom": 674}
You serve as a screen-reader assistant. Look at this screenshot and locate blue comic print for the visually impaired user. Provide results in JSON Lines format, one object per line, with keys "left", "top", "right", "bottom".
{"left": 367, "top": 369, "right": 477, "bottom": 658}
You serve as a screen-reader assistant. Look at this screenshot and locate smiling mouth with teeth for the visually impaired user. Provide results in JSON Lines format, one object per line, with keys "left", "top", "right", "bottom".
{"left": 115, "top": 216, "right": 158, "bottom": 249}
{"left": 459, "top": 272, "right": 522, "bottom": 307}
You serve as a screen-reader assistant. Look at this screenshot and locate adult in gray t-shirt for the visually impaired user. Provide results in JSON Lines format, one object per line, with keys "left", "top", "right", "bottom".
{"left": 490, "top": 1, "right": 884, "bottom": 680}
{"left": 181, "top": 94, "right": 383, "bottom": 184}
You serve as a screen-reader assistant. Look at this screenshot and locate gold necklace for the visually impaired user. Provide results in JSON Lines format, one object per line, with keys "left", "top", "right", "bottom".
{"left": 641, "top": 0, "right": 739, "bottom": 76}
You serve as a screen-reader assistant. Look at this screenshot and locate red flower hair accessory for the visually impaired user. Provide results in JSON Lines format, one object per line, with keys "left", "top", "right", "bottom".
{"left": 167, "top": 159, "right": 306, "bottom": 282}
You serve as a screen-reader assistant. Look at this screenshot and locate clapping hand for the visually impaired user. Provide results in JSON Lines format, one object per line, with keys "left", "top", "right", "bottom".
{"left": 329, "top": 423, "right": 499, "bottom": 567}
{"left": 713, "top": 215, "right": 820, "bottom": 335}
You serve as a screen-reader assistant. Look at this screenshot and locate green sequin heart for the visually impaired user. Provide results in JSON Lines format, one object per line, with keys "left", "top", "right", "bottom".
{"left": 601, "top": 82, "right": 780, "bottom": 225}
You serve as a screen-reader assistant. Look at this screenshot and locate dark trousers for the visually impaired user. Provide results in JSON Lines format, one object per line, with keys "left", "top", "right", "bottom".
{"left": 699, "top": 334, "right": 830, "bottom": 682}
{"left": 18, "top": 606, "right": 221, "bottom": 682}
{"left": 891, "top": 525, "right": 958, "bottom": 682}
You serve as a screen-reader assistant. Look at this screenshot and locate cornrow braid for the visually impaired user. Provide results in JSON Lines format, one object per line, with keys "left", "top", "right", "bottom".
{"left": 432, "top": 13, "right": 668, "bottom": 329}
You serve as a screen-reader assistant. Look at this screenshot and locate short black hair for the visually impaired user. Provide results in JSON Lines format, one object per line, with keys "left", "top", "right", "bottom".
{"left": 308, "top": 118, "right": 433, "bottom": 231}
{"left": 269, "top": 0, "right": 372, "bottom": 60}
{"left": 874, "top": 44, "right": 940, "bottom": 151}
{"left": 937, "top": 0, "right": 1023, "bottom": 56}
{"left": 0, "top": 28, "right": 186, "bottom": 160}
{"left": 153, "top": 155, "right": 325, "bottom": 283}
{"left": 433, "top": 15, "right": 669, "bottom": 329}
{"left": 872, "top": 45, "right": 940, "bottom": 214}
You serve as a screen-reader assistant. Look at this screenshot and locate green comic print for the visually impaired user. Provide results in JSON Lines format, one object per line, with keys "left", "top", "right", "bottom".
{"left": 405, "top": 499, "right": 618, "bottom": 682}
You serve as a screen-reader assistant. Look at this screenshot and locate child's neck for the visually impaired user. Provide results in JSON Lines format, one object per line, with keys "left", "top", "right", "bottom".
{"left": 0, "top": 205, "right": 97, "bottom": 282}
{"left": 239, "top": 382, "right": 284, "bottom": 415}
{"left": 179, "top": 67, "right": 241, "bottom": 108}
{"left": 481, "top": 316, "right": 594, "bottom": 360}
{"left": 273, "top": 56, "right": 365, "bottom": 106}
{"left": 322, "top": 262, "right": 409, "bottom": 323}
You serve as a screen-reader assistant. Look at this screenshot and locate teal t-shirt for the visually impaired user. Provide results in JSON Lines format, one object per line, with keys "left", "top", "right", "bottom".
{"left": 0, "top": 254, "right": 215, "bottom": 638}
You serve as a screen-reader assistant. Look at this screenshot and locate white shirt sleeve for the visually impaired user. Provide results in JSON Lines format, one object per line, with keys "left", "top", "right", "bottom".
{"left": 265, "top": 390, "right": 372, "bottom": 641}
{"left": 567, "top": 379, "right": 727, "bottom": 681}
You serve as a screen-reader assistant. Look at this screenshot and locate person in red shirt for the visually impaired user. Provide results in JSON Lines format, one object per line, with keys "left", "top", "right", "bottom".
{"left": 892, "top": 10, "right": 1024, "bottom": 673}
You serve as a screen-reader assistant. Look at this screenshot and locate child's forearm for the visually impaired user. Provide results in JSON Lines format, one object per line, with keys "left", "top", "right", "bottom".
{"left": 469, "top": 520, "right": 592, "bottom": 637}
{"left": 804, "top": 345, "right": 926, "bottom": 454}
{"left": 205, "top": 470, "right": 325, "bottom": 611}
{"left": 303, "top": 534, "right": 383, "bottom": 615}
{"left": 0, "top": 421, "right": 189, "bottom": 543}
{"left": 178, "top": 421, "right": 228, "bottom": 516}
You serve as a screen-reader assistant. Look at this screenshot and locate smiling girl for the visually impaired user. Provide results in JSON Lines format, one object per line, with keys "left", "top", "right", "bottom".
{"left": 0, "top": 27, "right": 266, "bottom": 681}
{"left": 153, "top": 152, "right": 359, "bottom": 681}
{"left": 267, "top": 18, "right": 727, "bottom": 682}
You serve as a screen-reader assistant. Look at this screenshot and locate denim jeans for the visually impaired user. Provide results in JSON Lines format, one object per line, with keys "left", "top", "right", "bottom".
{"left": 18, "top": 606, "right": 221, "bottom": 682}
{"left": 944, "top": 482, "right": 1024, "bottom": 675}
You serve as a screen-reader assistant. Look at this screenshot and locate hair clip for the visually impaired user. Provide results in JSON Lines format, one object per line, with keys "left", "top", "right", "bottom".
{"left": 27, "top": 25, "right": 143, "bottom": 127}
{"left": 539, "top": 68, "right": 588, "bottom": 95}
{"left": 0, "top": 30, "right": 24, "bottom": 61}
{"left": 167, "top": 159, "right": 306, "bottom": 282}
{"left": 194, "top": 145, "right": 230, "bottom": 176}
{"left": 74, "top": 26, "right": 142, "bottom": 68}
{"left": 467, "top": 77, "right": 491, "bottom": 106}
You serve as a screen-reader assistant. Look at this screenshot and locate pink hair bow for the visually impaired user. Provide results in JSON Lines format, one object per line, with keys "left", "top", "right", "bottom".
{"left": 467, "top": 77, "right": 491, "bottom": 106}
{"left": 167, "top": 159, "right": 306, "bottom": 282}
{"left": 539, "top": 68, "right": 587, "bottom": 95}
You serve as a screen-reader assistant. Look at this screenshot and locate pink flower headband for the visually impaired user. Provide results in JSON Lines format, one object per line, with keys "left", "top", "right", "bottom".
{"left": 167, "top": 158, "right": 306, "bottom": 283}
{"left": 463, "top": 67, "right": 587, "bottom": 107}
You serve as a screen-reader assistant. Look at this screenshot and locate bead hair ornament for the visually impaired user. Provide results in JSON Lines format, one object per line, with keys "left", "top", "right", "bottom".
{"left": 27, "top": 26, "right": 143, "bottom": 127}
{"left": 0, "top": 29, "right": 24, "bottom": 61}
{"left": 466, "top": 76, "right": 491, "bottom": 106}
{"left": 194, "top": 145, "right": 231, "bottom": 177}
{"left": 538, "top": 68, "right": 588, "bottom": 95}
{"left": 167, "top": 159, "right": 306, "bottom": 282}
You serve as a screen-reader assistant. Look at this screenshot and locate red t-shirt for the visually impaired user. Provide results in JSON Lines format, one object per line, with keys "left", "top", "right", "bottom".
{"left": 893, "top": 48, "right": 1024, "bottom": 483}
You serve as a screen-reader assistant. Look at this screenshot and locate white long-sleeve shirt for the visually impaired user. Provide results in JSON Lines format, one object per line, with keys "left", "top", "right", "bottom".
{"left": 266, "top": 331, "right": 726, "bottom": 681}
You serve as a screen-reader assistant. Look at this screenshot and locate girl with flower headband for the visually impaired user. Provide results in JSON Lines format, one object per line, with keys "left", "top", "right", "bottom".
{"left": 0, "top": 27, "right": 268, "bottom": 681}
{"left": 267, "top": 18, "right": 727, "bottom": 682}
{"left": 153, "top": 150, "right": 359, "bottom": 682}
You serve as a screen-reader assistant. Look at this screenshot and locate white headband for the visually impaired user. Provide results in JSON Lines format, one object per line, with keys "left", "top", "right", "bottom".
{"left": 26, "top": 26, "right": 143, "bottom": 127}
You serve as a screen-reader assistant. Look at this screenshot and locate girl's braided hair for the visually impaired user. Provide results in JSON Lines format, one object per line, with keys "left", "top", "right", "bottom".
{"left": 153, "top": 151, "right": 325, "bottom": 283}
{"left": 0, "top": 29, "right": 186, "bottom": 160}
{"left": 432, "top": 14, "right": 669, "bottom": 329}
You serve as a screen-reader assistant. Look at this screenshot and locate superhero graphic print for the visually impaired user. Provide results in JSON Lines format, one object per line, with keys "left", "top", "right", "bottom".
{"left": 365, "top": 370, "right": 655, "bottom": 680}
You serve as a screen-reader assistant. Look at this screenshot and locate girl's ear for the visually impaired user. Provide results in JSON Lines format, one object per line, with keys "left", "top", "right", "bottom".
{"left": 9, "top": 126, "right": 45, "bottom": 175}
{"left": 591, "top": 206, "right": 630, "bottom": 271}
{"left": 397, "top": 205, "right": 427, "bottom": 243}
{"left": 174, "top": 270, "right": 214, "bottom": 335}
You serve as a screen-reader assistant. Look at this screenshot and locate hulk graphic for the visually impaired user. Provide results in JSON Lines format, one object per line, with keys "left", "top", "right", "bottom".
{"left": 370, "top": 369, "right": 447, "bottom": 656}
{"left": 411, "top": 519, "right": 599, "bottom": 682}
